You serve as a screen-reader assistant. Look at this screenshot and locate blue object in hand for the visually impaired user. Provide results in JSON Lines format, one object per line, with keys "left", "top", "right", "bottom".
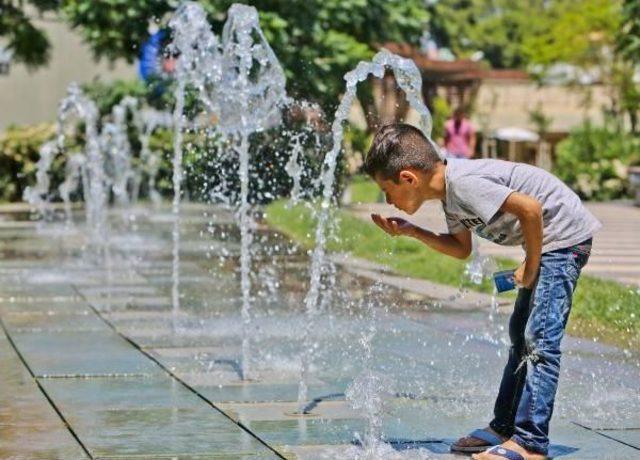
{"left": 493, "top": 269, "right": 516, "bottom": 293}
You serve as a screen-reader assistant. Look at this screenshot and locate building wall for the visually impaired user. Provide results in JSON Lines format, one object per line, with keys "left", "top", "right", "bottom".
{"left": 473, "top": 79, "right": 612, "bottom": 134}
{"left": 0, "top": 16, "right": 136, "bottom": 131}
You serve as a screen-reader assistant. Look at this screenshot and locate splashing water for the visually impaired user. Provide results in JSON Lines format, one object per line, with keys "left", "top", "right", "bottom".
{"left": 133, "top": 109, "right": 173, "bottom": 205}
{"left": 168, "top": 2, "right": 288, "bottom": 378}
{"left": 464, "top": 235, "right": 498, "bottom": 285}
{"left": 56, "top": 83, "right": 106, "bottom": 253}
{"left": 23, "top": 141, "right": 58, "bottom": 220}
{"left": 345, "top": 283, "right": 396, "bottom": 458}
{"left": 216, "top": 3, "right": 288, "bottom": 380}
{"left": 284, "top": 127, "right": 318, "bottom": 206}
{"left": 168, "top": 1, "right": 222, "bottom": 320}
{"left": 102, "top": 96, "right": 139, "bottom": 206}
{"left": 171, "top": 80, "right": 186, "bottom": 321}
{"left": 284, "top": 132, "right": 305, "bottom": 205}
{"left": 59, "top": 153, "right": 86, "bottom": 225}
{"left": 298, "top": 48, "right": 436, "bottom": 407}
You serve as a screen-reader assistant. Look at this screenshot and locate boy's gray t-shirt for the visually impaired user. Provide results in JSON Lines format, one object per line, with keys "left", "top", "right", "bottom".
{"left": 442, "top": 158, "right": 601, "bottom": 253}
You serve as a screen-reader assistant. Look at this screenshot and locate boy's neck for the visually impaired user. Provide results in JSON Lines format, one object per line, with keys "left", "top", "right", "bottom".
{"left": 420, "top": 161, "right": 447, "bottom": 202}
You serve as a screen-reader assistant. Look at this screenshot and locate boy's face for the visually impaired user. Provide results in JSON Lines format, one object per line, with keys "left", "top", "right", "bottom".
{"left": 374, "top": 171, "right": 424, "bottom": 215}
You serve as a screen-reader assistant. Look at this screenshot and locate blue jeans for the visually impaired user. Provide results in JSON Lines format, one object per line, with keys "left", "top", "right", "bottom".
{"left": 489, "top": 239, "right": 592, "bottom": 455}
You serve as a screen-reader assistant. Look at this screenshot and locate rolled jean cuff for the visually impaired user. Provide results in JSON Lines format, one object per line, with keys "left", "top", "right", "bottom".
{"left": 511, "top": 434, "right": 547, "bottom": 455}
{"left": 489, "top": 421, "right": 513, "bottom": 438}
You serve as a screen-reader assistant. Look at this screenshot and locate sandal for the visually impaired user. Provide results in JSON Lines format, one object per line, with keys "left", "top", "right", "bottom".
{"left": 451, "top": 428, "right": 505, "bottom": 453}
{"left": 482, "top": 445, "right": 525, "bottom": 460}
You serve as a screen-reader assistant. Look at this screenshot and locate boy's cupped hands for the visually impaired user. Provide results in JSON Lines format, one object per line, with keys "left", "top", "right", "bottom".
{"left": 371, "top": 213, "right": 415, "bottom": 237}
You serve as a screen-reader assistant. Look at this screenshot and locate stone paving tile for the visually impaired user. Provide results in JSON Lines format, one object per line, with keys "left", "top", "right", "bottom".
{"left": 281, "top": 444, "right": 460, "bottom": 460}
{"left": 0, "top": 283, "right": 79, "bottom": 298}
{"left": 280, "top": 445, "right": 350, "bottom": 460}
{"left": 0, "top": 298, "right": 91, "bottom": 315}
{"left": 9, "top": 329, "right": 163, "bottom": 377}
{"left": 381, "top": 400, "right": 640, "bottom": 459}
{"left": 95, "top": 455, "right": 277, "bottom": 459}
{"left": 243, "top": 418, "right": 365, "bottom": 448}
{"left": 595, "top": 429, "right": 640, "bottom": 450}
{"left": 0, "top": 332, "right": 89, "bottom": 459}
{"left": 40, "top": 377, "right": 278, "bottom": 458}
{"left": 80, "top": 284, "right": 161, "bottom": 296}
{"left": 219, "top": 401, "right": 359, "bottom": 422}
{"left": 83, "top": 294, "right": 174, "bottom": 312}
{"left": 121, "top": 326, "right": 242, "bottom": 349}
{"left": 193, "top": 380, "right": 350, "bottom": 404}
{"left": 2, "top": 310, "right": 108, "bottom": 332}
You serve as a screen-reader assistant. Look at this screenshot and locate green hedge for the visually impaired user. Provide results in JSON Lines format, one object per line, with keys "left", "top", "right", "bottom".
{"left": 0, "top": 124, "right": 57, "bottom": 202}
{"left": 554, "top": 121, "right": 640, "bottom": 201}
{"left": 1, "top": 78, "right": 335, "bottom": 204}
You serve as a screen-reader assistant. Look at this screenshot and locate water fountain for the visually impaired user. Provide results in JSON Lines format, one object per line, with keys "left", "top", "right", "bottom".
{"left": 298, "top": 49, "right": 436, "bottom": 410}
{"left": 59, "top": 152, "right": 86, "bottom": 225}
{"left": 132, "top": 109, "right": 173, "bottom": 206}
{"left": 168, "top": 2, "right": 288, "bottom": 379}
{"left": 101, "top": 96, "right": 139, "bottom": 206}
{"left": 56, "top": 83, "right": 106, "bottom": 253}
{"left": 23, "top": 140, "right": 58, "bottom": 220}
{"left": 285, "top": 126, "right": 320, "bottom": 206}
{"left": 345, "top": 283, "right": 395, "bottom": 458}
{"left": 214, "top": 3, "right": 288, "bottom": 380}
{"left": 167, "top": 1, "right": 222, "bottom": 320}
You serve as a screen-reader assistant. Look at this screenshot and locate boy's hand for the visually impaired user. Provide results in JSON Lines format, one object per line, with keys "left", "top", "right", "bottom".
{"left": 371, "top": 214, "right": 415, "bottom": 237}
{"left": 514, "top": 259, "right": 539, "bottom": 288}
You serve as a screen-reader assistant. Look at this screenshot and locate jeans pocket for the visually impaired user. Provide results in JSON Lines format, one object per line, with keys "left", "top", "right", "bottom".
{"left": 571, "top": 239, "right": 592, "bottom": 257}
{"left": 567, "top": 250, "right": 589, "bottom": 279}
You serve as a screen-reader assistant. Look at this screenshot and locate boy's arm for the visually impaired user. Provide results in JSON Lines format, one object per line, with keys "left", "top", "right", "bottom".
{"left": 499, "top": 192, "right": 543, "bottom": 288}
{"left": 371, "top": 214, "right": 472, "bottom": 259}
{"left": 411, "top": 225, "right": 472, "bottom": 260}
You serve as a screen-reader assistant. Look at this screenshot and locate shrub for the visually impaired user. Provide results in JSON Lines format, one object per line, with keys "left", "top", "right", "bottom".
{"left": 430, "top": 95, "right": 452, "bottom": 141}
{"left": 0, "top": 124, "right": 58, "bottom": 202}
{"left": 3, "top": 78, "right": 338, "bottom": 205}
{"left": 554, "top": 121, "right": 640, "bottom": 200}
{"left": 2, "top": 120, "right": 330, "bottom": 205}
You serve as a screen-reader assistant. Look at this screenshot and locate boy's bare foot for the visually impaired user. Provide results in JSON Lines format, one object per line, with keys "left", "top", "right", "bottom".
{"left": 471, "top": 439, "right": 547, "bottom": 460}
{"left": 452, "top": 426, "right": 507, "bottom": 450}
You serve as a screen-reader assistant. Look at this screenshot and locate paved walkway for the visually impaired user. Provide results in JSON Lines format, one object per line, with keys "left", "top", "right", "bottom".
{"left": 1, "top": 203, "right": 639, "bottom": 459}
{"left": 351, "top": 200, "right": 640, "bottom": 286}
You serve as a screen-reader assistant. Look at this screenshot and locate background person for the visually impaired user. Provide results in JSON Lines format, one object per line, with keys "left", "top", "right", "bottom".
{"left": 444, "top": 107, "right": 476, "bottom": 158}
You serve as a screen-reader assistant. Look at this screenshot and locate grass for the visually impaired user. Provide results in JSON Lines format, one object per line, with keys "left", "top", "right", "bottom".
{"left": 266, "top": 200, "right": 513, "bottom": 294}
{"left": 347, "top": 175, "right": 382, "bottom": 204}
{"left": 265, "top": 200, "right": 640, "bottom": 350}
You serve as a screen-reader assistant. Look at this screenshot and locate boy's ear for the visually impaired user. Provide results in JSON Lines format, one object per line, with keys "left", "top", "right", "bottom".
{"left": 398, "top": 169, "right": 418, "bottom": 185}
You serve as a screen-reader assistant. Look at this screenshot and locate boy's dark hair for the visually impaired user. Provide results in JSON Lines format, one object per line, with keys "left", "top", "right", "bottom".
{"left": 364, "top": 123, "right": 441, "bottom": 182}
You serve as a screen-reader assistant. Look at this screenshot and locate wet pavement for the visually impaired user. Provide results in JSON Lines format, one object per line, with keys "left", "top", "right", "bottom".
{"left": 0, "top": 203, "right": 639, "bottom": 459}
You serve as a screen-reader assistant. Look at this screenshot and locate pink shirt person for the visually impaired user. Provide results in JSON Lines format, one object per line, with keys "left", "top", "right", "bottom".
{"left": 444, "top": 110, "right": 476, "bottom": 158}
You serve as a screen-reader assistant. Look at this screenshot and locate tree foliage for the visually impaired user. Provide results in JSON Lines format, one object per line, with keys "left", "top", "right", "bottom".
{"left": 427, "top": 0, "right": 548, "bottom": 69}
{"left": 61, "top": 0, "right": 429, "bottom": 112}
{"left": 428, "top": 0, "right": 622, "bottom": 71}
{"left": 616, "top": 0, "right": 640, "bottom": 133}
{"left": 618, "top": 0, "right": 640, "bottom": 63}
{"left": 0, "top": 0, "right": 59, "bottom": 68}
{"left": 521, "top": 0, "right": 621, "bottom": 69}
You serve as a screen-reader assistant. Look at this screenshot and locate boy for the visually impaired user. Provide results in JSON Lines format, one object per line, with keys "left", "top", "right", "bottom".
{"left": 364, "top": 124, "right": 600, "bottom": 460}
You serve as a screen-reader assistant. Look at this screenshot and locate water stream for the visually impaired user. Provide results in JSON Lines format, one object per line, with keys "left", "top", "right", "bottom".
{"left": 298, "top": 48, "right": 436, "bottom": 409}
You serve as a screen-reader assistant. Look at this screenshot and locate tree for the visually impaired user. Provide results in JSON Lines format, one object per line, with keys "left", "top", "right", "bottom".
{"left": 61, "top": 0, "right": 430, "bottom": 113}
{"left": 427, "top": 0, "right": 548, "bottom": 69}
{"left": 617, "top": 0, "right": 640, "bottom": 63}
{"left": 617, "top": 0, "right": 640, "bottom": 133}
{"left": 521, "top": 0, "right": 621, "bottom": 69}
{"left": 0, "top": 0, "right": 59, "bottom": 68}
